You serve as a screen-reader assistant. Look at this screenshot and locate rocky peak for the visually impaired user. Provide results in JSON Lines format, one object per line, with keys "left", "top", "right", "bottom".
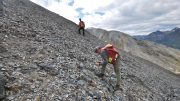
{"left": 172, "top": 27, "right": 180, "bottom": 31}
{"left": 150, "top": 30, "right": 163, "bottom": 35}
{"left": 134, "top": 27, "right": 180, "bottom": 49}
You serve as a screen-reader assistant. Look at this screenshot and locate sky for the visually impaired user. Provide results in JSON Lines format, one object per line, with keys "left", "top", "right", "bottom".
{"left": 30, "top": 0, "right": 180, "bottom": 35}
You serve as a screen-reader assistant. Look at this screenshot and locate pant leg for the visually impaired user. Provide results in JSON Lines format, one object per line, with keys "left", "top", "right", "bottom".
{"left": 78, "top": 28, "right": 81, "bottom": 34}
{"left": 82, "top": 28, "right": 85, "bottom": 36}
{"left": 101, "top": 63, "right": 107, "bottom": 74}
{"left": 113, "top": 56, "right": 121, "bottom": 86}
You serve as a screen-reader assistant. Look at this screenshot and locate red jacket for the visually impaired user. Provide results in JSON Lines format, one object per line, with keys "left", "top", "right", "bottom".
{"left": 78, "top": 21, "right": 85, "bottom": 28}
{"left": 101, "top": 44, "right": 119, "bottom": 64}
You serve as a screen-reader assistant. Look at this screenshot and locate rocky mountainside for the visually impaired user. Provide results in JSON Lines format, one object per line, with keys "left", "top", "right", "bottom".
{"left": 0, "top": 0, "right": 180, "bottom": 101}
{"left": 87, "top": 28, "right": 180, "bottom": 74}
{"left": 134, "top": 27, "right": 180, "bottom": 50}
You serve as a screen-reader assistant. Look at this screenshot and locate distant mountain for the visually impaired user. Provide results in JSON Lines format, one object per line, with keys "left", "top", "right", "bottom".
{"left": 134, "top": 27, "right": 180, "bottom": 49}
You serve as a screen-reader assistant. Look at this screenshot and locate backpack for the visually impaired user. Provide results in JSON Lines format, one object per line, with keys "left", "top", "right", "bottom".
{"left": 102, "top": 44, "right": 119, "bottom": 64}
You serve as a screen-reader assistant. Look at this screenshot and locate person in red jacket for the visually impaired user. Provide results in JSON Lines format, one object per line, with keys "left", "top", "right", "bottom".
{"left": 94, "top": 44, "right": 123, "bottom": 90}
{"left": 78, "top": 18, "right": 85, "bottom": 36}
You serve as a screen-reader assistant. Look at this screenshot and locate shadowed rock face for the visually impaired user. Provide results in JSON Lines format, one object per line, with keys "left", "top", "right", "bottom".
{"left": 1, "top": 0, "right": 180, "bottom": 100}
{"left": 87, "top": 28, "right": 180, "bottom": 74}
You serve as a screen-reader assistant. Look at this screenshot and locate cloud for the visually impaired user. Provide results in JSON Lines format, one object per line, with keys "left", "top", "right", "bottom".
{"left": 30, "top": 0, "right": 180, "bottom": 35}
{"left": 73, "top": 0, "right": 114, "bottom": 13}
{"left": 97, "top": 0, "right": 180, "bottom": 35}
{"left": 30, "top": 0, "right": 47, "bottom": 7}
{"left": 47, "top": 1, "right": 78, "bottom": 22}
{"left": 31, "top": 0, "right": 79, "bottom": 22}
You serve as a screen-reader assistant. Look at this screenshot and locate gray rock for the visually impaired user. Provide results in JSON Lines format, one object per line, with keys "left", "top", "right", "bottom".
{"left": 0, "top": 63, "right": 3, "bottom": 69}
{"left": 0, "top": 44, "right": 7, "bottom": 53}
{"left": 77, "top": 80, "right": 86, "bottom": 86}
{"left": 36, "top": 63, "right": 58, "bottom": 75}
{"left": 0, "top": 73, "right": 6, "bottom": 100}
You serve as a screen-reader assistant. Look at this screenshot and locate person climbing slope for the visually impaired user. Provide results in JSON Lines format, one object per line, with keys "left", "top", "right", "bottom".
{"left": 94, "top": 44, "right": 123, "bottom": 90}
{"left": 78, "top": 18, "right": 85, "bottom": 36}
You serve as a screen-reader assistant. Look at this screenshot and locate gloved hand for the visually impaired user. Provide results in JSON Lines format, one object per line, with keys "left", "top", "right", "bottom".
{"left": 95, "top": 61, "right": 102, "bottom": 66}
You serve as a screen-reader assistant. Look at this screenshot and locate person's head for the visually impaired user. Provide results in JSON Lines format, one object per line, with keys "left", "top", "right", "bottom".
{"left": 94, "top": 46, "right": 102, "bottom": 54}
{"left": 79, "top": 18, "right": 81, "bottom": 21}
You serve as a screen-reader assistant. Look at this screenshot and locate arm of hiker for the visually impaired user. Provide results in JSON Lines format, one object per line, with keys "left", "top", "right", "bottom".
{"left": 96, "top": 61, "right": 102, "bottom": 66}
{"left": 100, "top": 51, "right": 108, "bottom": 66}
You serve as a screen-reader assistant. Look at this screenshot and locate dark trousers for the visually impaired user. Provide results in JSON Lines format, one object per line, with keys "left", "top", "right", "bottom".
{"left": 78, "top": 27, "right": 85, "bottom": 36}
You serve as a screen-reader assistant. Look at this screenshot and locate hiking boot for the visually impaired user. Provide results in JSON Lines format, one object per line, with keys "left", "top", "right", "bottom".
{"left": 115, "top": 84, "right": 123, "bottom": 91}
{"left": 96, "top": 73, "right": 104, "bottom": 78}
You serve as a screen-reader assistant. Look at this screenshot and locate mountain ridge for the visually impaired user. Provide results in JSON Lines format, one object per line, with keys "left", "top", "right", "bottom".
{"left": 134, "top": 27, "right": 180, "bottom": 49}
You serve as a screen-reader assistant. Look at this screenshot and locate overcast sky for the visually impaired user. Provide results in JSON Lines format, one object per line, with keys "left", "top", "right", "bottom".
{"left": 30, "top": 0, "right": 180, "bottom": 35}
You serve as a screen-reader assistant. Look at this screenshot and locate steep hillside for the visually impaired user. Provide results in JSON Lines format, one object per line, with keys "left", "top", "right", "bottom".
{"left": 87, "top": 28, "right": 180, "bottom": 74}
{"left": 134, "top": 27, "right": 180, "bottom": 49}
{"left": 0, "top": 0, "right": 180, "bottom": 101}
